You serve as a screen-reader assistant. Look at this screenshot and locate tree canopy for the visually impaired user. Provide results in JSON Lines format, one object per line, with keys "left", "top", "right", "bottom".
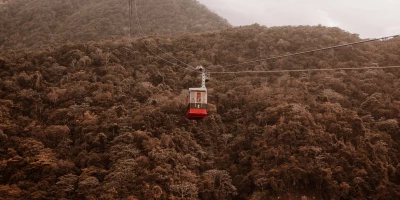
{"left": 1, "top": 24, "right": 400, "bottom": 199}
{"left": 0, "top": 0, "right": 231, "bottom": 52}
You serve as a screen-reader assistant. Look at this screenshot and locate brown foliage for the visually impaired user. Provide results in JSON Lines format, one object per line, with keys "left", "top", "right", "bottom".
{"left": 1, "top": 24, "right": 400, "bottom": 200}
{"left": 0, "top": 0, "right": 231, "bottom": 52}
{"left": 39, "top": 125, "right": 70, "bottom": 148}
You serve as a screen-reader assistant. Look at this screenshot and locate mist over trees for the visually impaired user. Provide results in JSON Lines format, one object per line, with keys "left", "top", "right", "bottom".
{"left": 0, "top": 0, "right": 231, "bottom": 52}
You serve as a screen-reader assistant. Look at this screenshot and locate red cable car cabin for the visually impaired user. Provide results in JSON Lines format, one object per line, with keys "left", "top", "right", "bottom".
{"left": 186, "top": 88, "right": 207, "bottom": 120}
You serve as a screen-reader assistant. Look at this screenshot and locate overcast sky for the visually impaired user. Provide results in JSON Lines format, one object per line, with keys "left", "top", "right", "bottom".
{"left": 197, "top": 0, "right": 400, "bottom": 38}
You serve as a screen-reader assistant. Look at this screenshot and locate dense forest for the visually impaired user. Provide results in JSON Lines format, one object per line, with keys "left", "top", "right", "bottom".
{"left": 0, "top": 0, "right": 230, "bottom": 52}
{"left": 1, "top": 24, "right": 400, "bottom": 199}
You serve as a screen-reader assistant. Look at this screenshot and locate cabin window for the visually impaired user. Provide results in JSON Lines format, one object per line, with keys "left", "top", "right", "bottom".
{"left": 196, "top": 92, "right": 202, "bottom": 103}
{"left": 190, "top": 92, "right": 195, "bottom": 103}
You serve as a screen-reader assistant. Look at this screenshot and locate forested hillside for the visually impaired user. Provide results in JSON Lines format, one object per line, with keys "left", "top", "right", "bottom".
{"left": 0, "top": 0, "right": 12, "bottom": 5}
{"left": 1, "top": 25, "right": 400, "bottom": 199}
{"left": 0, "top": 0, "right": 230, "bottom": 52}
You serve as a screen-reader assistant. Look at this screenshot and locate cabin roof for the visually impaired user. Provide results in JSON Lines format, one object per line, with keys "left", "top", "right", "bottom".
{"left": 189, "top": 88, "right": 207, "bottom": 92}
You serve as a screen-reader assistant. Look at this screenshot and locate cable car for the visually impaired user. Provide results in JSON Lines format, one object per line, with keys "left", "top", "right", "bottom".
{"left": 186, "top": 88, "right": 207, "bottom": 120}
{"left": 186, "top": 66, "right": 208, "bottom": 120}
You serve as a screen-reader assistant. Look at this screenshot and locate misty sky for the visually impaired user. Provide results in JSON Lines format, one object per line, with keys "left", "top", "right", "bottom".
{"left": 197, "top": 0, "right": 400, "bottom": 38}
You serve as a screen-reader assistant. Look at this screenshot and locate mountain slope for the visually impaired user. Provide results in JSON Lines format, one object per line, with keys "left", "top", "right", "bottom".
{"left": 0, "top": 0, "right": 12, "bottom": 5}
{"left": 0, "top": 0, "right": 231, "bottom": 52}
{"left": 1, "top": 25, "right": 400, "bottom": 199}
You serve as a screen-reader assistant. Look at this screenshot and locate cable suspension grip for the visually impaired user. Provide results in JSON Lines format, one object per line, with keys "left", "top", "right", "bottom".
{"left": 197, "top": 66, "right": 206, "bottom": 88}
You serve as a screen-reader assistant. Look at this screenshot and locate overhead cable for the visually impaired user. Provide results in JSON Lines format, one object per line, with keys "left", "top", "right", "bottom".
{"left": 222, "top": 34, "right": 399, "bottom": 68}
{"left": 209, "top": 65, "right": 400, "bottom": 74}
{"left": 134, "top": 0, "right": 198, "bottom": 72}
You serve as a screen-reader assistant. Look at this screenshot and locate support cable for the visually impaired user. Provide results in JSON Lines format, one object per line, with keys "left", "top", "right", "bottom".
{"left": 134, "top": 0, "right": 198, "bottom": 72}
{"left": 222, "top": 35, "right": 399, "bottom": 68}
{"left": 209, "top": 65, "right": 400, "bottom": 74}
